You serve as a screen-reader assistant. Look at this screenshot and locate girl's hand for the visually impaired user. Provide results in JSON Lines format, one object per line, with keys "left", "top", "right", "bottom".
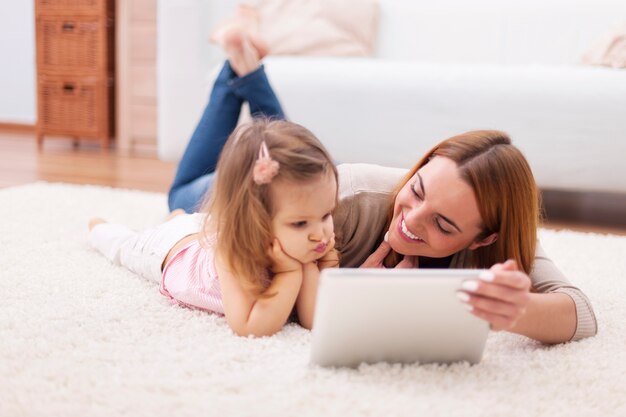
{"left": 267, "top": 239, "right": 302, "bottom": 274}
{"left": 318, "top": 234, "right": 339, "bottom": 270}
{"left": 458, "top": 259, "right": 531, "bottom": 331}
{"left": 360, "top": 240, "right": 419, "bottom": 269}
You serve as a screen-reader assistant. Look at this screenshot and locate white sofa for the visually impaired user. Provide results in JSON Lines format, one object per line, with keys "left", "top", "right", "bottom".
{"left": 157, "top": 0, "right": 626, "bottom": 193}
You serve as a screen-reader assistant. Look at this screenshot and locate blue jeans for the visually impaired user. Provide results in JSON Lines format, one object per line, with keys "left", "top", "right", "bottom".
{"left": 168, "top": 62, "right": 286, "bottom": 213}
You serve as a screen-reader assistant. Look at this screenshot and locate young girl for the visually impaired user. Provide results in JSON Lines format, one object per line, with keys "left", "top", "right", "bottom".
{"left": 88, "top": 119, "right": 340, "bottom": 337}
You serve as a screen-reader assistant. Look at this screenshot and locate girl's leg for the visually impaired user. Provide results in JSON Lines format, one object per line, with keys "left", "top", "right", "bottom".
{"left": 88, "top": 214, "right": 203, "bottom": 283}
{"left": 228, "top": 64, "right": 286, "bottom": 120}
{"left": 168, "top": 172, "right": 216, "bottom": 213}
{"left": 89, "top": 222, "right": 139, "bottom": 267}
{"left": 168, "top": 62, "right": 243, "bottom": 212}
{"left": 89, "top": 222, "right": 164, "bottom": 283}
{"left": 168, "top": 33, "right": 286, "bottom": 213}
{"left": 223, "top": 28, "right": 286, "bottom": 119}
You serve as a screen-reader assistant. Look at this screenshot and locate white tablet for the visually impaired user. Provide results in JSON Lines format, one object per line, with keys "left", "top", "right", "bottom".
{"left": 310, "top": 268, "right": 490, "bottom": 367}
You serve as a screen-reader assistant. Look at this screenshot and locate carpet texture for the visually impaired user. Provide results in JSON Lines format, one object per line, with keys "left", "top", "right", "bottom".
{"left": 1, "top": 182, "right": 625, "bottom": 417}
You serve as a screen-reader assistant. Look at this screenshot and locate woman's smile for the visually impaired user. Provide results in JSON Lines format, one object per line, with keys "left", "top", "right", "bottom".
{"left": 397, "top": 212, "right": 426, "bottom": 244}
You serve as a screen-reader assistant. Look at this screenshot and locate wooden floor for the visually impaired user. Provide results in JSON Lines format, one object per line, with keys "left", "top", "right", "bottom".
{"left": 1, "top": 130, "right": 625, "bottom": 236}
{"left": 0, "top": 131, "right": 176, "bottom": 193}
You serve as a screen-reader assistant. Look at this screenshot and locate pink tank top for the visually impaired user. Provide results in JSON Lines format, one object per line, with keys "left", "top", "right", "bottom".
{"left": 160, "top": 238, "right": 224, "bottom": 315}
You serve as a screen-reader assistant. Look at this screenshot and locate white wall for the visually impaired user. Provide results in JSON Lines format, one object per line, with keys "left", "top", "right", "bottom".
{"left": 157, "top": 0, "right": 238, "bottom": 160}
{"left": 0, "top": 2, "right": 36, "bottom": 124}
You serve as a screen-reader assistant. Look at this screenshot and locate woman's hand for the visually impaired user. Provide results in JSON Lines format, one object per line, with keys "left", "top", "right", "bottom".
{"left": 458, "top": 259, "right": 531, "bottom": 331}
{"left": 267, "top": 239, "right": 302, "bottom": 274}
{"left": 360, "top": 240, "right": 419, "bottom": 269}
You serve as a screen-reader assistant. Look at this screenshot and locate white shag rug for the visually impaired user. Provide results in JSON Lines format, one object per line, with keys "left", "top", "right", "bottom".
{"left": 1, "top": 182, "right": 625, "bottom": 417}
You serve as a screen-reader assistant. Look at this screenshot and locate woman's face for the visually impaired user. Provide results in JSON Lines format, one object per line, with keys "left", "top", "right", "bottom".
{"left": 388, "top": 156, "right": 491, "bottom": 258}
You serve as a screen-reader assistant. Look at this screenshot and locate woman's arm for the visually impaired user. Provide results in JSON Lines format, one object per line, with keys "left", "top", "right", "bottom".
{"left": 510, "top": 292, "right": 576, "bottom": 343}
{"left": 218, "top": 239, "right": 303, "bottom": 337}
{"left": 527, "top": 244, "right": 598, "bottom": 341}
{"left": 459, "top": 256, "right": 596, "bottom": 344}
{"left": 459, "top": 261, "right": 576, "bottom": 343}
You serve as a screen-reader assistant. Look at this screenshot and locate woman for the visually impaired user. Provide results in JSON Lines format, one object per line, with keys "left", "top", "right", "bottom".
{"left": 168, "top": 29, "right": 597, "bottom": 344}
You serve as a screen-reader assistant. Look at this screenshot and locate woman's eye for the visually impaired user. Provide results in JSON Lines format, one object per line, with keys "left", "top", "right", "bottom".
{"left": 291, "top": 221, "right": 307, "bottom": 228}
{"left": 411, "top": 182, "right": 423, "bottom": 200}
{"left": 322, "top": 213, "right": 332, "bottom": 220}
{"left": 436, "top": 220, "right": 452, "bottom": 235}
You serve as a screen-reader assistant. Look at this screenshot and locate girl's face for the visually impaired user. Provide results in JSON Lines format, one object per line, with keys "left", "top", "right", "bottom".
{"left": 387, "top": 156, "right": 493, "bottom": 258}
{"left": 270, "top": 172, "right": 337, "bottom": 264}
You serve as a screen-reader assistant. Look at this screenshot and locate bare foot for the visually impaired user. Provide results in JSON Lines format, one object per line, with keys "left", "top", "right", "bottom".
{"left": 209, "top": 5, "right": 267, "bottom": 57}
{"left": 222, "top": 28, "right": 264, "bottom": 77}
{"left": 88, "top": 217, "right": 106, "bottom": 231}
{"left": 166, "top": 208, "right": 186, "bottom": 221}
{"left": 249, "top": 35, "right": 269, "bottom": 60}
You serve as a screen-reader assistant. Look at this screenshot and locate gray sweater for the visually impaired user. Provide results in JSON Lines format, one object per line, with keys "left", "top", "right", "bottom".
{"left": 333, "top": 163, "right": 597, "bottom": 341}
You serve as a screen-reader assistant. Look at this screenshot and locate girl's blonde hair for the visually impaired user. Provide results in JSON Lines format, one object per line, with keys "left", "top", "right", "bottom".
{"left": 200, "top": 119, "right": 337, "bottom": 295}
{"left": 385, "top": 130, "right": 541, "bottom": 274}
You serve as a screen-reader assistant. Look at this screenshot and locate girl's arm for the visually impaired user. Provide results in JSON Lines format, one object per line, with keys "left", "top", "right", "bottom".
{"left": 218, "top": 239, "right": 303, "bottom": 337}
{"left": 296, "top": 262, "right": 322, "bottom": 330}
{"left": 296, "top": 237, "right": 340, "bottom": 330}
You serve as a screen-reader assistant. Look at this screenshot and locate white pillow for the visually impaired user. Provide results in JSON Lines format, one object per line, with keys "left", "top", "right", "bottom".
{"left": 213, "top": 0, "right": 380, "bottom": 57}
{"left": 582, "top": 24, "right": 626, "bottom": 69}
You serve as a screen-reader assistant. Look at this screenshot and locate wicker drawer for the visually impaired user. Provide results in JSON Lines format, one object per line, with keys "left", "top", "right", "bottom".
{"left": 38, "top": 76, "right": 110, "bottom": 137}
{"left": 35, "top": 0, "right": 115, "bottom": 149}
{"left": 36, "top": 0, "right": 109, "bottom": 15}
{"left": 37, "top": 17, "right": 106, "bottom": 74}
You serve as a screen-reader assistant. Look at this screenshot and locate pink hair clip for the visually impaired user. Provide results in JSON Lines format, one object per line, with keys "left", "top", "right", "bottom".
{"left": 253, "top": 141, "right": 279, "bottom": 185}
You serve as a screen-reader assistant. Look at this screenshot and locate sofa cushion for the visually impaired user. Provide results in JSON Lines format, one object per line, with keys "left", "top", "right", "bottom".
{"left": 582, "top": 25, "right": 626, "bottom": 68}
{"left": 376, "top": 0, "right": 626, "bottom": 65}
{"left": 213, "top": 0, "right": 380, "bottom": 57}
{"left": 259, "top": 57, "right": 626, "bottom": 193}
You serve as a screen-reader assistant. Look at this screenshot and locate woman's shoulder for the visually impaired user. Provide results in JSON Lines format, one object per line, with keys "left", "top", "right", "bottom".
{"left": 335, "top": 163, "right": 407, "bottom": 225}
{"left": 337, "top": 163, "right": 408, "bottom": 198}
{"left": 334, "top": 164, "right": 407, "bottom": 267}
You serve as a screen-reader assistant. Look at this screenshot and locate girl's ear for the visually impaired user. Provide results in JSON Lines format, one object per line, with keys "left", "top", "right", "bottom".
{"left": 468, "top": 233, "right": 498, "bottom": 250}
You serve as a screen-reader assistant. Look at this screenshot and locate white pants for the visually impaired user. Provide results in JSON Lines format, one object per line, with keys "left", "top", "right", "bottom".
{"left": 88, "top": 213, "right": 205, "bottom": 283}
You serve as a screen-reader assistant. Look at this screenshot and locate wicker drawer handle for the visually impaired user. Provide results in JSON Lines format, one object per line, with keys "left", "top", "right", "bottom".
{"left": 62, "top": 22, "right": 75, "bottom": 31}
{"left": 63, "top": 83, "right": 76, "bottom": 92}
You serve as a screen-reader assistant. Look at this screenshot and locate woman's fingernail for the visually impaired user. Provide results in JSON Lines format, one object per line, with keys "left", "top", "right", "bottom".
{"left": 456, "top": 291, "right": 470, "bottom": 302}
{"left": 461, "top": 280, "right": 479, "bottom": 292}
{"left": 479, "top": 271, "right": 495, "bottom": 282}
{"left": 383, "top": 231, "right": 389, "bottom": 242}
{"left": 464, "top": 304, "right": 474, "bottom": 312}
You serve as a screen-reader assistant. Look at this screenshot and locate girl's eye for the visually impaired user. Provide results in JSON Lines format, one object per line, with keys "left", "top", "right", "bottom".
{"left": 322, "top": 213, "right": 332, "bottom": 220}
{"left": 291, "top": 221, "right": 307, "bottom": 228}
{"left": 435, "top": 219, "right": 452, "bottom": 235}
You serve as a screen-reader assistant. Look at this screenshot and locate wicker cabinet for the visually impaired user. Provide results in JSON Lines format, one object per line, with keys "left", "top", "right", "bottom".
{"left": 35, "top": 0, "right": 115, "bottom": 149}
